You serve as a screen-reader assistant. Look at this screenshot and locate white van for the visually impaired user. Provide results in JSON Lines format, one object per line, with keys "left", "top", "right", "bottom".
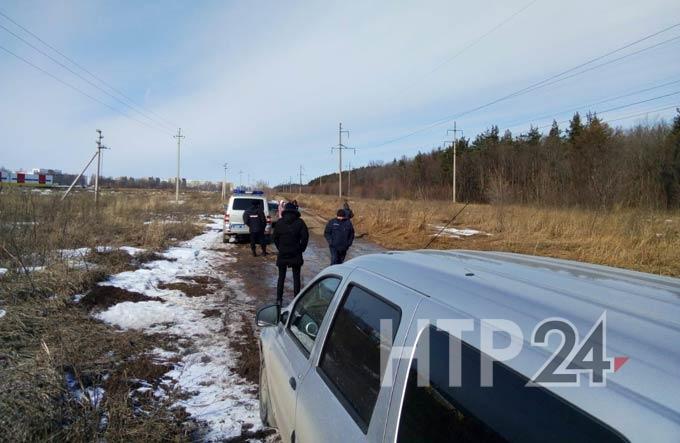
{"left": 223, "top": 191, "right": 272, "bottom": 243}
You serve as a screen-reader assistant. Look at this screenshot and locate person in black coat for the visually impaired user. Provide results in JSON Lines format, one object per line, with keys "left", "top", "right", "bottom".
{"left": 324, "top": 209, "right": 355, "bottom": 265}
{"left": 342, "top": 200, "right": 354, "bottom": 219}
{"left": 243, "top": 201, "right": 267, "bottom": 257}
{"left": 272, "top": 202, "right": 309, "bottom": 305}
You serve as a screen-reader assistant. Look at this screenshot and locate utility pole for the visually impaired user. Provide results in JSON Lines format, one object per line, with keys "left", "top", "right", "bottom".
{"left": 446, "top": 122, "right": 463, "bottom": 203}
{"left": 331, "top": 122, "right": 355, "bottom": 200}
{"left": 298, "top": 165, "right": 305, "bottom": 194}
{"left": 94, "top": 129, "right": 109, "bottom": 205}
{"left": 174, "top": 128, "right": 185, "bottom": 203}
{"left": 222, "top": 163, "right": 228, "bottom": 200}
{"left": 62, "top": 129, "right": 108, "bottom": 202}
{"left": 62, "top": 151, "right": 98, "bottom": 201}
{"left": 238, "top": 170, "right": 243, "bottom": 189}
{"left": 347, "top": 162, "right": 352, "bottom": 198}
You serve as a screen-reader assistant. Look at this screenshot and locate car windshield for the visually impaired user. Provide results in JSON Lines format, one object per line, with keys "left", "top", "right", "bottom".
{"left": 232, "top": 198, "right": 263, "bottom": 211}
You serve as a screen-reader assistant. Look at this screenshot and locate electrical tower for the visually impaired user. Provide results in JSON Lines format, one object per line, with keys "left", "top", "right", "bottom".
{"left": 222, "top": 163, "right": 228, "bottom": 200}
{"left": 446, "top": 122, "right": 463, "bottom": 203}
{"left": 299, "top": 165, "right": 305, "bottom": 194}
{"left": 94, "top": 129, "right": 104, "bottom": 205}
{"left": 331, "top": 122, "right": 355, "bottom": 199}
{"left": 174, "top": 128, "right": 185, "bottom": 203}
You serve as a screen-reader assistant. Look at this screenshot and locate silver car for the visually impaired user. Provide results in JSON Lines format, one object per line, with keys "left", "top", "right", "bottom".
{"left": 256, "top": 250, "right": 680, "bottom": 443}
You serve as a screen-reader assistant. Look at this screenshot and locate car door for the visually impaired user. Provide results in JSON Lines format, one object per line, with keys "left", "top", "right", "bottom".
{"left": 265, "top": 275, "right": 343, "bottom": 442}
{"left": 294, "top": 268, "right": 420, "bottom": 443}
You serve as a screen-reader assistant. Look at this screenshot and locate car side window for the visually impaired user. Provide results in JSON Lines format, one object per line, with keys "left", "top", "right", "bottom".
{"left": 288, "top": 277, "right": 341, "bottom": 356}
{"left": 318, "top": 285, "right": 401, "bottom": 433}
{"left": 396, "top": 326, "right": 628, "bottom": 443}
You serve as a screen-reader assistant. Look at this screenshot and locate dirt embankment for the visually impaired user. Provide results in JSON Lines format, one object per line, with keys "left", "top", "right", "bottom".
{"left": 290, "top": 193, "right": 680, "bottom": 277}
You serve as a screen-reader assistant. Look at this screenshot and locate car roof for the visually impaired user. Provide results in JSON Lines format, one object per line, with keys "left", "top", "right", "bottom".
{"left": 345, "top": 250, "right": 680, "bottom": 439}
{"left": 230, "top": 195, "right": 267, "bottom": 199}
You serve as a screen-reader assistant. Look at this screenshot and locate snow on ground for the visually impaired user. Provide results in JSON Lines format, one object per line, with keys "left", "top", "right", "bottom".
{"left": 0, "top": 309, "right": 6, "bottom": 319}
{"left": 0, "top": 268, "right": 7, "bottom": 277}
{"left": 429, "top": 224, "right": 489, "bottom": 239}
{"left": 58, "top": 245, "right": 145, "bottom": 260}
{"left": 94, "top": 216, "right": 263, "bottom": 441}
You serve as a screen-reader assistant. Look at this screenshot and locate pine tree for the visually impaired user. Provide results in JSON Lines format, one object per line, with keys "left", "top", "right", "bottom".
{"left": 548, "top": 120, "right": 561, "bottom": 140}
{"left": 567, "top": 112, "right": 583, "bottom": 144}
{"left": 525, "top": 125, "right": 541, "bottom": 145}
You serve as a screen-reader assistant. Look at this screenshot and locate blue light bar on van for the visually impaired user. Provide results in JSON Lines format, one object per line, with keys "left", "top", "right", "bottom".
{"left": 232, "top": 189, "right": 264, "bottom": 195}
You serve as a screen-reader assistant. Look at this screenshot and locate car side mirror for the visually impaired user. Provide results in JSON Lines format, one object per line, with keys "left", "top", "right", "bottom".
{"left": 256, "top": 304, "right": 280, "bottom": 327}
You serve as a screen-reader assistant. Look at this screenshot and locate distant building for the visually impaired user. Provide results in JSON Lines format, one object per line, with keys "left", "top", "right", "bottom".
{"left": 31, "top": 168, "right": 62, "bottom": 175}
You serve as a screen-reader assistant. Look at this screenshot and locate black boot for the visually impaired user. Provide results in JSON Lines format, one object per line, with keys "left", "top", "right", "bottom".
{"left": 252, "top": 248, "right": 257, "bottom": 257}
{"left": 261, "top": 246, "right": 268, "bottom": 256}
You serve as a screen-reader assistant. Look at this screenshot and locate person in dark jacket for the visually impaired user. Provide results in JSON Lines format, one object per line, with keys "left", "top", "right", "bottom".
{"left": 243, "top": 201, "right": 267, "bottom": 257}
{"left": 324, "top": 209, "right": 355, "bottom": 265}
{"left": 342, "top": 200, "right": 354, "bottom": 219}
{"left": 272, "top": 202, "right": 309, "bottom": 305}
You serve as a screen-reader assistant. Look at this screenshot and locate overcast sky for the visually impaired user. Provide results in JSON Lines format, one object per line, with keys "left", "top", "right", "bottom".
{"left": 1, "top": 0, "right": 679, "bottom": 185}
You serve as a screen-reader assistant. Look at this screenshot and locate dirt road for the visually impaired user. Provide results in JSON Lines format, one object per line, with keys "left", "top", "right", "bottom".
{"left": 169, "top": 209, "right": 380, "bottom": 441}
{"left": 215, "top": 208, "right": 382, "bottom": 439}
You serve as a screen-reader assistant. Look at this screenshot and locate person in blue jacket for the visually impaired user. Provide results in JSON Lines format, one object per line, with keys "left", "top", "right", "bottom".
{"left": 324, "top": 209, "right": 355, "bottom": 265}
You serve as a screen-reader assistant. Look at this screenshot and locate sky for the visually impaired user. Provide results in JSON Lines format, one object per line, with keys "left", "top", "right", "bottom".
{"left": 1, "top": 0, "right": 680, "bottom": 186}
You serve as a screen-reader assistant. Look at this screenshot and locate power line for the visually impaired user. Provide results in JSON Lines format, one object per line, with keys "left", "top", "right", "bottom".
{"left": 367, "top": 22, "right": 680, "bottom": 149}
{"left": 605, "top": 104, "right": 678, "bottom": 124}
{"left": 504, "top": 77, "right": 680, "bottom": 130}
{"left": 0, "top": 43, "right": 167, "bottom": 134}
{"left": 398, "top": 0, "right": 539, "bottom": 97}
{"left": 512, "top": 34, "right": 680, "bottom": 99}
{"left": 0, "top": 9, "right": 177, "bottom": 129}
{"left": 533, "top": 90, "right": 680, "bottom": 130}
{"left": 0, "top": 21, "right": 173, "bottom": 132}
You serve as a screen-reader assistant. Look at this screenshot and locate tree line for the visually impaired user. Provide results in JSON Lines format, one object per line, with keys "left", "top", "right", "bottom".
{"left": 306, "top": 111, "right": 680, "bottom": 209}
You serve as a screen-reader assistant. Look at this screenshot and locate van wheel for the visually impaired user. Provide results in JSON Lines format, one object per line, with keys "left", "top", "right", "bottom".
{"left": 260, "top": 356, "right": 276, "bottom": 428}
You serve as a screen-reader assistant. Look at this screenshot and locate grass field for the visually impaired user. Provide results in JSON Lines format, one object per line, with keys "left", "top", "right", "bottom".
{"left": 0, "top": 187, "right": 221, "bottom": 441}
{"left": 292, "top": 193, "right": 680, "bottom": 277}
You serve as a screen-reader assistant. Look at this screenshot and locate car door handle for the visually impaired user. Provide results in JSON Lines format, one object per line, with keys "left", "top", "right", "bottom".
{"left": 289, "top": 376, "right": 297, "bottom": 391}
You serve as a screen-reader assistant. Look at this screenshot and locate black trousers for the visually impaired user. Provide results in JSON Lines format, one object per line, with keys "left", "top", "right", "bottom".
{"left": 330, "top": 247, "right": 348, "bottom": 265}
{"left": 250, "top": 231, "right": 266, "bottom": 252}
{"left": 277, "top": 264, "right": 301, "bottom": 305}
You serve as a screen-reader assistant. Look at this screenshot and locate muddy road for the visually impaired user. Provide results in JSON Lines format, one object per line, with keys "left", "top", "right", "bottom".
{"left": 214, "top": 208, "right": 383, "bottom": 441}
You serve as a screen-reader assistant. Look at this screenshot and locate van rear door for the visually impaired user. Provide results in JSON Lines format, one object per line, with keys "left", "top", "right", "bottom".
{"left": 229, "top": 197, "right": 265, "bottom": 225}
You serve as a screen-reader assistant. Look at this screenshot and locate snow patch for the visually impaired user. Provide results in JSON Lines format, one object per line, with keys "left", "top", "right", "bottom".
{"left": 0, "top": 268, "right": 7, "bottom": 277}
{"left": 0, "top": 309, "right": 6, "bottom": 319}
{"left": 119, "top": 246, "right": 146, "bottom": 256}
{"left": 94, "top": 216, "right": 263, "bottom": 439}
{"left": 430, "top": 224, "right": 489, "bottom": 239}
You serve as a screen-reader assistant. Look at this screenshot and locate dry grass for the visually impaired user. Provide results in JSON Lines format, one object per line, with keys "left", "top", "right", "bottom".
{"left": 293, "top": 193, "right": 680, "bottom": 277}
{"left": 0, "top": 187, "right": 220, "bottom": 441}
